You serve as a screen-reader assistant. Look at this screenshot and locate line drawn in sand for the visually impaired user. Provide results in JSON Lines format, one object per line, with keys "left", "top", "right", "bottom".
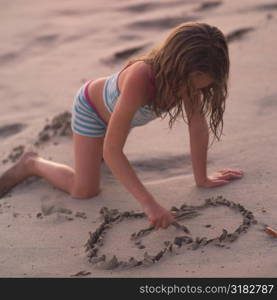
{"left": 85, "top": 196, "right": 262, "bottom": 270}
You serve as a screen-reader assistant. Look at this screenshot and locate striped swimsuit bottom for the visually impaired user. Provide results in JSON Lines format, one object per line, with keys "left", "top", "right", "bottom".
{"left": 71, "top": 80, "right": 108, "bottom": 137}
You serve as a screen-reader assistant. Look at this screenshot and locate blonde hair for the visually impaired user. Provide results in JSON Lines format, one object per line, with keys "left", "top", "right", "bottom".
{"left": 126, "top": 22, "right": 230, "bottom": 141}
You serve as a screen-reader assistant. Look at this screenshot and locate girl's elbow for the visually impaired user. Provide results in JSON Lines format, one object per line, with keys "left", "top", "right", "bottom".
{"left": 103, "top": 148, "right": 113, "bottom": 159}
{"left": 103, "top": 146, "right": 123, "bottom": 160}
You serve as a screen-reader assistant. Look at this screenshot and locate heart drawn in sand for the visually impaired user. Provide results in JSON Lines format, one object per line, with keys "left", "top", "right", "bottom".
{"left": 85, "top": 196, "right": 257, "bottom": 270}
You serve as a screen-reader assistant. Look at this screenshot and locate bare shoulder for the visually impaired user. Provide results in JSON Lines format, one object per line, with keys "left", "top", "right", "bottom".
{"left": 123, "top": 60, "right": 151, "bottom": 78}
{"left": 118, "top": 61, "right": 152, "bottom": 99}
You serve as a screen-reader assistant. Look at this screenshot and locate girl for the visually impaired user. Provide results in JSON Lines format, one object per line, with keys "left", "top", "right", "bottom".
{"left": 0, "top": 22, "right": 243, "bottom": 229}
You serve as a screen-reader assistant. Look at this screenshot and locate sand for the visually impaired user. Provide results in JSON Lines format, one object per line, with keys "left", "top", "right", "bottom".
{"left": 0, "top": 0, "right": 277, "bottom": 278}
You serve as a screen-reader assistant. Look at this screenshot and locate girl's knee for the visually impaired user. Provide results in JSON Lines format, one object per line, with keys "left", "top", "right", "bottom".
{"left": 70, "top": 186, "right": 101, "bottom": 199}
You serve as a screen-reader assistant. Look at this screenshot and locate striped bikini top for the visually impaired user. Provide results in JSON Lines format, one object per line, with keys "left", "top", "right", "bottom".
{"left": 103, "top": 65, "right": 165, "bottom": 128}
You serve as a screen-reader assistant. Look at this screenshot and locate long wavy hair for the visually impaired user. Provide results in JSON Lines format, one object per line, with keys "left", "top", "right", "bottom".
{"left": 125, "top": 22, "right": 230, "bottom": 141}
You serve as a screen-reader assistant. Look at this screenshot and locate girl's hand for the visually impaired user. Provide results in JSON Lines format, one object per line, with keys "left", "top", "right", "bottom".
{"left": 142, "top": 201, "right": 175, "bottom": 230}
{"left": 197, "top": 169, "right": 243, "bottom": 188}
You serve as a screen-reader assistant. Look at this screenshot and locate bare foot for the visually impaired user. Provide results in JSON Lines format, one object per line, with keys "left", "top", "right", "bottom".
{"left": 0, "top": 151, "right": 39, "bottom": 198}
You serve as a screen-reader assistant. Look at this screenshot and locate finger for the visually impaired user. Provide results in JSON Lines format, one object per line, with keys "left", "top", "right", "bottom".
{"left": 218, "top": 169, "right": 243, "bottom": 175}
{"left": 171, "top": 211, "right": 178, "bottom": 217}
{"left": 154, "top": 220, "right": 162, "bottom": 230}
{"left": 216, "top": 173, "right": 243, "bottom": 180}
{"left": 232, "top": 170, "right": 243, "bottom": 175}
{"left": 161, "top": 218, "right": 169, "bottom": 229}
{"left": 149, "top": 218, "right": 157, "bottom": 228}
{"left": 209, "top": 179, "right": 230, "bottom": 187}
{"left": 216, "top": 170, "right": 243, "bottom": 176}
{"left": 226, "top": 170, "right": 243, "bottom": 176}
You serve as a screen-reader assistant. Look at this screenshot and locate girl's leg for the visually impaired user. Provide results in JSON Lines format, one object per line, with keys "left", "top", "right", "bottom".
{"left": 0, "top": 132, "right": 104, "bottom": 199}
{"left": 70, "top": 132, "right": 104, "bottom": 198}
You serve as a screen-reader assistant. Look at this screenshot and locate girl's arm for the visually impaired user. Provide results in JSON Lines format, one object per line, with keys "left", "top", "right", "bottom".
{"left": 103, "top": 62, "right": 174, "bottom": 228}
{"left": 188, "top": 110, "right": 209, "bottom": 186}
{"left": 185, "top": 92, "right": 243, "bottom": 187}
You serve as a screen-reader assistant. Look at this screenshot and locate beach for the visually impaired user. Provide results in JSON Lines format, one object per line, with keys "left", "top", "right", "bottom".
{"left": 0, "top": 0, "right": 277, "bottom": 277}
